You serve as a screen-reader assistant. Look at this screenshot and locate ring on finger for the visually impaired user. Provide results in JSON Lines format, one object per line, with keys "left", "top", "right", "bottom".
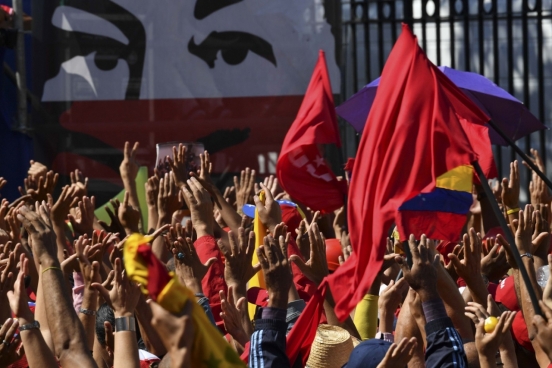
{"left": 177, "top": 252, "right": 185, "bottom": 261}
{"left": 2, "top": 340, "right": 10, "bottom": 347}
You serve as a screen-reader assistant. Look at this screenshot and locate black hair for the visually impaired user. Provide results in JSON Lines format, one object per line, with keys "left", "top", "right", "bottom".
{"left": 96, "top": 303, "right": 115, "bottom": 346}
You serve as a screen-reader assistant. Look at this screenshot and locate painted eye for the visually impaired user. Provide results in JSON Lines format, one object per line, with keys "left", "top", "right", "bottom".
{"left": 188, "top": 31, "right": 277, "bottom": 68}
{"left": 193, "top": 0, "right": 243, "bottom": 19}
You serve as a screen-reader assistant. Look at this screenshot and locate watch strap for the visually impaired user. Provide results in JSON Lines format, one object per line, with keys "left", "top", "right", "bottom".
{"left": 115, "top": 316, "right": 136, "bottom": 332}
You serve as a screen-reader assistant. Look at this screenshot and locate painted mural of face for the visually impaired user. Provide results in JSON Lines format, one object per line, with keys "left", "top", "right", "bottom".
{"left": 41, "top": 0, "right": 340, "bottom": 102}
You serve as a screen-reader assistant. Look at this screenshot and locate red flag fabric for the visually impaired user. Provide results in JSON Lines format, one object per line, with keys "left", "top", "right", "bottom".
{"left": 327, "top": 24, "right": 480, "bottom": 321}
{"left": 277, "top": 50, "right": 345, "bottom": 213}
{"left": 435, "top": 69, "right": 497, "bottom": 180}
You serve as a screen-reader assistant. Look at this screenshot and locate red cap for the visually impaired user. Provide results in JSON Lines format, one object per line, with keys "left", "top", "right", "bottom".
{"left": 247, "top": 287, "right": 269, "bottom": 307}
{"left": 281, "top": 204, "right": 302, "bottom": 238}
{"left": 511, "top": 311, "right": 534, "bottom": 352}
{"left": 325, "top": 238, "right": 343, "bottom": 271}
{"left": 495, "top": 276, "right": 519, "bottom": 311}
{"left": 437, "top": 240, "right": 457, "bottom": 265}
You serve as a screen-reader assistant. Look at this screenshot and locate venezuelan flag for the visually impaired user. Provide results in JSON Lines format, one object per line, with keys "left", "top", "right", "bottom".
{"left": 396, "top": 165, "right": 473, "bottom": 242}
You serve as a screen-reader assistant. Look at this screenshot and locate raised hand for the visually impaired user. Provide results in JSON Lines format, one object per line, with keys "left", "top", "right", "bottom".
{"left": 6, "top": 254, "right": 33, "bottom": 322}
{"left": 67, "top": 196, "right": 95, "bottom": 237}
{"left": 254, "top": 175, "right": 280, "bottom": 197}
{"left": 290, "top": 222, "right": 328, "bottom": 285}
{"left": 257, "top": 234, "right": 293, "bottom": 309}
{"left": 253, "top": 183, "right": 282, "bottom": 233}
{"left": 234, "top": 168, "right": 255, "bottom": 212}
{"left": 219, "top": 226, "right": 260, "bottom": 292}
{"left": 219, "top": 286, "right": 252, "bottom": 346}
{"left": 0, "top": 178, "right": 6, "bottom": 194}
{"left": 17, "top": 204, "right": 57, "bottom": 264}
{"left": 119, "top": 141, "right": 140, "bottom": 183}
{"left": 98, "top": 199, "right": 126, "bottom": 235}
{"left": 501, "top": 161, "right": 520, "bottom": 211}
{"left": 0, "top": 318, "right": 23, "bottom": 368}
{"left": 157, "top": 173, "right": 182, "bottom": 224}
{"left": 182, "top": 177, "right": 214, "bottom": 238}
{"left": 92, "top": 258, "right": 141, "bottom": 318}
{"left": 74, "top": 235, "right": 103, "bottom": 290}
{"left": 198, "top": 151, "right": 213, "bottom": 184}
{"left": 295, "top": 211, "right": 320, "bottom": 260}
{"left": 27, "top": 160, "right": 47, "bottom": 181}
{"left": 118, "top": 191, "right": 141, "bottom": 234}
{"left": 21, "top": 170, "right": 59, "bottom": 203}
{"left": 171, "top": 236, "right": 216, "bottom": 294}
{"left": 50, "top": 185, "right": 79, "bottom": 225}
{"left": 514, "top": 205, "right": 535, "bottom": 255}
{"left": 466, "top": 303, "right": 517, "bottom": 366}
{"left": 69, "top": 169, "right": 88, "bottom": 199}
{"left": 396, "top": 234, "right": 440, "bottom": 301}
{"left": 376, "top": 337, "right": 418, "bottom": 368}
{"left": 447, "top": 229, "right": 484, "bottom": 287}
{"left": 480, "top": 238, "right": 509, "bottom": 283}
{"left": 166, "top": 143, "right": 189, "bottom": 189}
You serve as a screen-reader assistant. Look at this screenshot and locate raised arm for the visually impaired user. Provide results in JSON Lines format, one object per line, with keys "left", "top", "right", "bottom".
{"left": 17, "top": 204, "right": 97, "bottom": 367}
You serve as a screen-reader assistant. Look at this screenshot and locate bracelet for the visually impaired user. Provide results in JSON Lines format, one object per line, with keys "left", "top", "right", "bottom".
{"left": 114, "top": 316, "right": 136, "bottom": 332}
{"left": 520, "top": 253, "right": 533, "bottom": 260}
{"left": 506, "top": 208, "right": 520, "bottom": 215}
{"left": 19, "top": 320, "right": 40, "bottom": 331}
{"left": 42, "top": 266, "right": 62, "bottom": 275}
{"left": 79, "top": 308, "right": 97, "bottom": 316}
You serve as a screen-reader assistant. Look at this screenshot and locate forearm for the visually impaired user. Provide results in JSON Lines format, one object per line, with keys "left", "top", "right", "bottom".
{"left": 78, "top": 289, "right": 99, "bottom": 351}
{"left": 114, "top": 331, "right": 140, "bottom": 368}
{"left": 135, "top": 298, "right": 167, "bottom": 357}
{"left": 18, "top": 314, "right": 58, "bottom": 368}
{"left": 34, "top": 271, "right": 55, "bottom": 353}
{"left": 40, "top": 260, "right": 95, "bottom": 366}
{"left": 520, "top": 258, "right": 542, "bottom": 339}
{"left": 53, "top": 221, "right": 69, "bottom": 263}
{"left": 498, "top": 336, "right": 519, "bottom": 368}
{"left": 214, "top": 192, "right": 242, "bottom": 233}
{"left": 467, "top": 278, "right": 491, "bottom": 308}
{"left": 324, "top": 289, "right": 361, "bottom": 339}
{"left": 436, "top": 265, "right": 473, "bottom": 339}
{"left": 152, "top": 229, "right": 169, "bottom": 262}
{"left": 478, "top": 354, "right": 496, "bottom": 368}
{"left": 147, "top": 207, "right": 158, "bottom": 234}
{"left": 232, "top": 285, "right": 254, "bottom": 337}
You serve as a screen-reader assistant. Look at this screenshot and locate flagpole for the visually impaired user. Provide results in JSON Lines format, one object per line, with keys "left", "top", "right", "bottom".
{"left": 472, "top": 160, "right": 542, "bottom": 316}
{"left": 487, "top": 119, "right": 552, "bottom": 190}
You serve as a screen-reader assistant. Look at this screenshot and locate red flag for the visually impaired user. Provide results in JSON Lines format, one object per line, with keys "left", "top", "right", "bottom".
{"left": 277, "top": 51, "right": 345, "bottom": 213}
{"left": 327, "top": 24, "right": 480, "bottom": 320}
{"left": 436, "top": 69, "right": 497, "bottom": 180}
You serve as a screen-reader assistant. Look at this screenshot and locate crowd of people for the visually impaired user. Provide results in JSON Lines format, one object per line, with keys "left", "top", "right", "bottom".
{"left": 0, "top": 142, "right": 552, "bottom": 368}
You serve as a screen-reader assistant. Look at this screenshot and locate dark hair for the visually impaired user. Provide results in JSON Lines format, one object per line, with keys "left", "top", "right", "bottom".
{"left": 96, "top": 303, "right": 115, "bottom": 346}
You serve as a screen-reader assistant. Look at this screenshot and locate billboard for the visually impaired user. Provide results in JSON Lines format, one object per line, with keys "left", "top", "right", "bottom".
{"left": 31, "top": 0, "right": 340, "bottom": 202}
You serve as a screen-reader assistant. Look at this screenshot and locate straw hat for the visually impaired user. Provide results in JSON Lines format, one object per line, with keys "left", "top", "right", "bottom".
{"left": 306, "top": 325, "right": 354, "bottom": 368}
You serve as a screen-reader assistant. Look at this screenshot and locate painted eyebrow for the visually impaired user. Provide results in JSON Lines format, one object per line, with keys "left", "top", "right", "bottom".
{"left": 51, "top": 6, "right": 129, "bottom": 45}
{"left": 194, "top": 0, "right": 242, "bottom": 19}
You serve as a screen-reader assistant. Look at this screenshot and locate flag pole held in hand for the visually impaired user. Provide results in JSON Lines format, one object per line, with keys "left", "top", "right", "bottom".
{"left": 472, "top": 160, "right": 542, "bottom": 316}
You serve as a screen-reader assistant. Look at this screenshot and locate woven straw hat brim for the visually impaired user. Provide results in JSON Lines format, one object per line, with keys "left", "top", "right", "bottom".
{"left": 305, "top": 325, "right": 354, "bottom": 368}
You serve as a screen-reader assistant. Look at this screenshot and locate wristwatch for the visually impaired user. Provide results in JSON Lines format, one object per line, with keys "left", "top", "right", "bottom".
{"left": 115, "top": 316, "right": 136, "bottom": 332}
{"left": 19, "top": 320, "right": 40, "bottom": 331}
